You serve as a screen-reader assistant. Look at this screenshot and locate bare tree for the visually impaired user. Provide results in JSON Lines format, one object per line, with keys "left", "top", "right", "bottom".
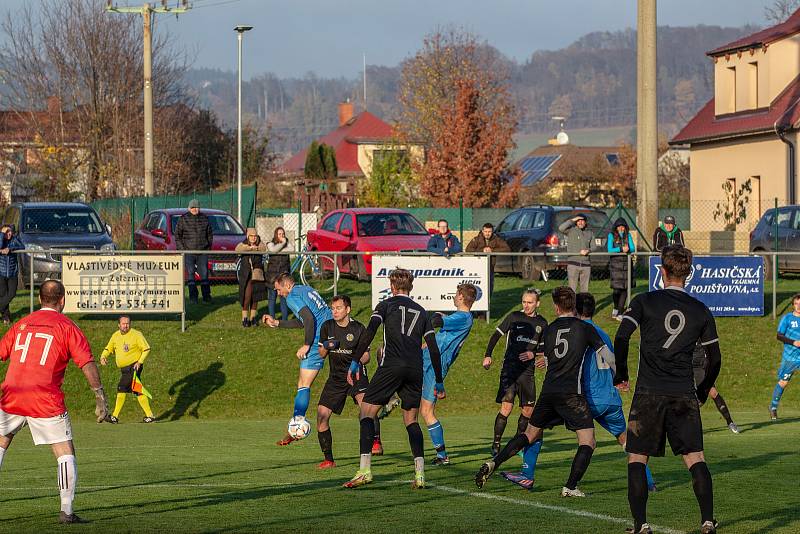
{"left": 0, "top": 0, "right": 191, "bottom": 200}
{"left": 764, "top": 0, "right": 800, "bottom": 24}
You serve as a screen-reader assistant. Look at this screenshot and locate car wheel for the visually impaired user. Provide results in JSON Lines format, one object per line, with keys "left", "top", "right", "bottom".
{"left": 758, "top": 251, "right": 773, "bottom": 280}
{"left": 521, "top": 255, "right": 542, "bottom": 281}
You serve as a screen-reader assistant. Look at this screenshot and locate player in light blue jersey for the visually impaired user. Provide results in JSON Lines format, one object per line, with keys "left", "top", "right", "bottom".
{"left": 263, "top": 272, "right": 333, "bottom": 445}
{"left": 771, "top": 293, "right": 800, "bottom": 419}
{"left": 420, "top": 284, "right": 477, "bottom": 465}
{"left": 502, "top": 292, "right": 655, "bottom": 492}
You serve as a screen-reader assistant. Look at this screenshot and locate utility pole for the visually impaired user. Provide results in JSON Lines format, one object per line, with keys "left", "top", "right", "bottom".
{"left": 637, "top": 0, "right": 658, "bottom": 249}
{"left": 107, "top": 1, "right": 191, "bottom": 196}
{"left": 235, "top": 25, "right": 253, "bottom": 225}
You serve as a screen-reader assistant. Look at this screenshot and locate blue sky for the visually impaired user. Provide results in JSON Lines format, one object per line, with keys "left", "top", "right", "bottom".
{"left": 1, "top": 0, "right": 778, "bottom": 78}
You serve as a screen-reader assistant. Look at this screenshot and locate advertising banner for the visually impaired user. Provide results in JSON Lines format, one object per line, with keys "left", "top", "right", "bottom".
{"left": 648, "top": 255, "right": 763, "bottom": 316}
{"left": 371, "top": 255, "right": 489, "bottom": 312}
{"left": 62, "top": 255, "right": 185, "bottom": 314}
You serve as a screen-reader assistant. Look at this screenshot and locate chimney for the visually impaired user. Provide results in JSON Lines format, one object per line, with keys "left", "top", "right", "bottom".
{"left": 338, "top": 99, "right": 354, "bottom": 126}
{"left": 46, "top": 96, "right": 62, "bottom": 115}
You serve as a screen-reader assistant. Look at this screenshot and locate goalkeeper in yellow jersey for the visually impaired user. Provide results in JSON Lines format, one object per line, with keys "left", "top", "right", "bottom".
{"left": 100, "top": 316, "right": 154, "bottom": 423}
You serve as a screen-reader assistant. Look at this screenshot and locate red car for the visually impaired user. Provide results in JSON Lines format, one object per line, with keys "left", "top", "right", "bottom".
{"left": 307, "top": 208, "right": 431, "bottom": 279}
{"left": 133, "top": 208, "right": 246, "bottom": 281}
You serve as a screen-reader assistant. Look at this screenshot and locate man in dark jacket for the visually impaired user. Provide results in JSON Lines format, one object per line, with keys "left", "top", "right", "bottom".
{"left": 174, "top": 199, "right": 213, "bottom": 303}
{"left": 653, "top": 215, "right": 685, "bottom": 252}
{"left": 427, "top": 219, "right": 462, "bottom": 257}
{"left": 0, "top": 225, "right": 23, "bottom": 324}
{"left": 466, "top": 223, "right": 510, "bottom": 294}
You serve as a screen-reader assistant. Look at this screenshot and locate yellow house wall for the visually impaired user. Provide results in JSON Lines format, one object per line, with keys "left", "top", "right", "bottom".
{"left": 356, "top": 144, "right": 424, "bottom": 178}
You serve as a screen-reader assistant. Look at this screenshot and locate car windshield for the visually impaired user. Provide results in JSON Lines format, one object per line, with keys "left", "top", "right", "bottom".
{"left": 356, "top": 213, "right": 427, "bottom": 236}
{"left": 22, "top": 209, "right": 104, "bottom": 234}
{"left": 171, "top": 213, "right": 245, "bottom": 236}
{"left": 554, "top": 211, "right": 609, "bottom": 231}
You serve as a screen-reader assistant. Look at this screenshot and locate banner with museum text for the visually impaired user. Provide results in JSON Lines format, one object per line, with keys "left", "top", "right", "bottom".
{"left": 62, "top": 255, "right": 184, "bottom": 314}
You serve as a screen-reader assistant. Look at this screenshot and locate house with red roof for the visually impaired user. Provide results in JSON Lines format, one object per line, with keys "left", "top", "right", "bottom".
{"left": 280, "top": 101, "right": 422, "bottom": 209}
{"left": 671, "top": 8, "right": 800, "bottom": 230}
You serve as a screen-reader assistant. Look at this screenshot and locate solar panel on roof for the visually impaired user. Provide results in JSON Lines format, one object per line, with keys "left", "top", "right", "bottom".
{"left": 518, "top": 155, "right": 560, "bottom": 186}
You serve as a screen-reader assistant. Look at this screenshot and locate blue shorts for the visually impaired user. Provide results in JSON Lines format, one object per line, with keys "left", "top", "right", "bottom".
{"left": 590, "top": 403, "right": 626, "bottom": 437}
{"left": 300, "top": 349, "right": 325, "bottom": 371}
{"left": 778, "top": 359, "right": 800, "bottom": 381}
{"left": 422, "top": 352, "right": 452, "bottom": 403}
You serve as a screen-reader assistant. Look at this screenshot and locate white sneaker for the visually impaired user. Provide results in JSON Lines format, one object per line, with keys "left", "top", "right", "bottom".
{"left": 611, "top": 309, "right": 619, "bottom": 318}
{"left": 561, "top": 486, "right": 586, "bottom": 497}
{"left": 728, "top": 422, "right": 740, "bottom": 434}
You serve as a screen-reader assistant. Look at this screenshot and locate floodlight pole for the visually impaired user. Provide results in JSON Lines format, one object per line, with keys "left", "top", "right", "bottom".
{"left": 637, "top": 0, "right": 658, "bottom": 249}
{"left": 235, "top": 25, "right": 253, "bottom": 225}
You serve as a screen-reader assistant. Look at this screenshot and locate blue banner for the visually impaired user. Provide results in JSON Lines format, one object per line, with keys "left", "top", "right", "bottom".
{"left": 648, "top": 256, "right": 764, "bottom": 316}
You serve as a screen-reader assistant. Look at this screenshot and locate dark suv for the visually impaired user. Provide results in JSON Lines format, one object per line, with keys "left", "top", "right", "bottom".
{"left": 2, "top": 202, "right": 115, "bottom": 285}
{"left": 750, "top": 205, "right": 800, "bottom": 276}
{"left": 494, "top": 205, "right": 610, "bottom": 280}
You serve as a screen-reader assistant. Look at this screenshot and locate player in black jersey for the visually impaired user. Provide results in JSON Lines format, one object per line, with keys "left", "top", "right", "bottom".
{"left": 315, "top": 295, "right": 383, "bottom": 469}
{"left": 343, "top": 269, "right": 443, "bottom": 490}
{"left": 476, "top": 287, "right": 611, "bottom": 497}
{"left": 614, "top": 246, "right": 721, "bottom": 534}
{"left": 483, "top": 289, "right": 547, "bottom": 455}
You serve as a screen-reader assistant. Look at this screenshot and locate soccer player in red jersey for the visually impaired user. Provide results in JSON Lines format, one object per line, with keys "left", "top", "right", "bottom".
{"left": 0, "top": 280, "right": 109, "bottom": 524}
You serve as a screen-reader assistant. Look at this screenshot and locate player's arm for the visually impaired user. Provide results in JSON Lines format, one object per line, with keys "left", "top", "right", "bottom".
{"left": 279, "top": 307, "right": 316, "bottom": 346}
{"left": 613, "top": 298, "right": 643, "bottom": 387}
{"left": 483, "top": 315, "right": 511, "bottom": 368}
{"left": 136, "top": 333, "right": 151, "bottom": 367}
{"left": 348, "top": 303, "right": 386, "bottom": 384}
{"left": 424, "top": 321, "right": 445, "bottom": 398}
{"left": 695, "top": 313, "right": 722, "bottom": 403}
{"left": 99, "top": 335, "right": 115, "bottom": 366}
{"left": 431, "top": 312, "right": 445, "bottom": 329}
{"left": 589, "top": 326, "right": 616, "bottom": 375}
{"left": 317, "top": 321, "right": 332, "bottom": 358}
{"left": 777, "top": 318, "right": 799, "bottom": 346}
{"left": 69, "top": 325, "right": 110, "bottom": 422}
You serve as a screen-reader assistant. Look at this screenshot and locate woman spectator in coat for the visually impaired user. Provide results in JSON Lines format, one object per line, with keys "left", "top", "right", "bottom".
{"left": 235, "top": 228, "right": 267, "bottom": 327}
{"left": 607, "top": 217, "right": 635, "bottom": 321}
{"left": 0, "top": 225, "right": 23, "bottom": 324}
{"left": 266, "top": 227, "right": 293, "bottom": 320}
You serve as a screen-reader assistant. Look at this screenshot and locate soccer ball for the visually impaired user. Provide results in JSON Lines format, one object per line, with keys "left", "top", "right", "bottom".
{"left": 287, "top": 416, "right": 311, "bottom": 440}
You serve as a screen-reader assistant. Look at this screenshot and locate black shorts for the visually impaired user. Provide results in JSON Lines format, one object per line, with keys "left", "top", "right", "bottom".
{"left": 496, "top": 363, "right": 536, "bottom": 406}
{"left": 118, "top": 364, "right": 142, "bottom": 394}
{"left": 626, "top": 393, "right": 703, "bottom": 457}
{"left": 362, "top": 365, "right": 422, "bottom": 410}
{"left": 529, "top": 393, "right": 594, "bottom": 431}
{"left": 318, "top": 368, "right": 369, "bottom": 415}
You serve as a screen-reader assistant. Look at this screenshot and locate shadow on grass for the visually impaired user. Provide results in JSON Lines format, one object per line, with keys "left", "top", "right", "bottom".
{"left": 157, "top": 362, "right": 226, "bottom": 421}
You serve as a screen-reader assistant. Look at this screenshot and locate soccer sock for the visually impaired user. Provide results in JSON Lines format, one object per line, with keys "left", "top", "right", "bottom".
{"left": 0, "top": 445, "right": 5, "bottom": 470}
{"left": 645, "top": 464, "right": 656, "bottom": 489}
{"left": 628, "top": 462, "right": 649, "bottom": 530}
{"left": 373, "top": 417, "right": 381, "bottom": 442}
{"left": 57, "top": 454, "right": 77, "bottom": 516}
{"left": 493, "top": 413, "right": 508, "bottom": 449}
{"left": 293, "top": 387, "right": 311, "bottom": 418}
{"left": 414, "top": 456, "right": 425, "bottom": 475}
{"left": 690, "top": 462, "right": 714, "bottom": 524}
{"left": 359, "top": 417, "right": 375, "bottom": 471}
{"left": 565, "top": 445, "right": 594, "bottom": 490}
{"left": 406, "top": 422, "right": 425, "bottom": 459}
{"left": 427, "top": 420, "right": 447, "bottom": 458}
{"left": 516, "top": 414, "right": 530, "bottom": 435}
{"left": 771, "top": 383, "right": 784, "bottom": 409}
{"left": 112, "top": 393, "right": 126, "bottom": 417}
{"left": 318, "top": 428, "right": 334, "bottom": 462}
{"left": 136, "top": 395, "right": 154, "bottom": 418}
{"left": 521, "top": 438, "right": 543, "bottom": 479}
{"left": 493, "top": 433, "right": 529, "bottom": 469}
{"left": 712, "top": 393, "right": 733, "bottom": 425}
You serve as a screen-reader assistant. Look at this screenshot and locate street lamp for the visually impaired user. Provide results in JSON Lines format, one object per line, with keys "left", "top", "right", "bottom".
{"left": 234, "top": 25, "right": 253, "bottom": 225}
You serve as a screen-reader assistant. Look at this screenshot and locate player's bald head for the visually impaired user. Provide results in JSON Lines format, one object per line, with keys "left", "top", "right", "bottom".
{"left": 39, "top": 280, "right": 65, "bottom": 308}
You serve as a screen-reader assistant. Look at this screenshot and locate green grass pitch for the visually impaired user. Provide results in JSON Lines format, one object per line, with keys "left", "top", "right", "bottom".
{"left": 1, "top": 275, "right": 800, "bottom": 532}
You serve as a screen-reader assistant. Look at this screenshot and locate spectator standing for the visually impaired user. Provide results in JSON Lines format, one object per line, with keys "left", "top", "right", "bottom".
{"left": 236, "top": 228, "right": 267, "bottom": 327}
{"left": 466, "top": 223, "right": 510, "bottom": 294}
{"left": 607, "top": 218, "right": 635, "bottom": 320}
{"left": 266, "top": 227, "right": 293, "bottom": 320}
{"left": 653, "top": 215, "right": 685, "bottom": 252}
{"left": 427, "top": 219, "right": 462, "bottom": 257}
{"left": 0, "top": 225, "right": 23, "bottom": 324}
{"left": 174, "top": 199, "right": 213, "bottom": 304}
{"left": 558, "top": 215, "right": 593, "bottom": 293}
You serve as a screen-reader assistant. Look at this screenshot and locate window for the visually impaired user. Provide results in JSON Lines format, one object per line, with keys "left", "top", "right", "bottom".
{"left": 143, "top": 213, "right": 160, "bottom": 230}
{"left": 497, "top": 211, "right": 521, "bottom": 233}
{"left": 157, "top": 214, "right": 167, "bottom": 233}
{"left": 532, "top": 211, "right": 546, "bottom": 229}
{"left": 22, "top": 209, "right": 104, "bottom": 234}
{"left": 339, "top": 215, "right": 353, "bottom": 235}
{"left": 748, "top": 62, "right": 758, "bottom": 109}
{"left": 372, "top": 149, "right": 410, "bottom": 170}
{"left": 727, "top": 66, "right": 737, "bottom": 113}
{"left": 170, "top": 214, "right": 244, "bottom": 236}
{"left": 321, "top": 213, "right": 343, "bottom": 232}
{"left": 514, "top": 211, "right": 534, "bottom": 231}
{"left": 356, "top": 213, "right": 427, "bottom": 237}
{"left": 777, "top": 208, "right": 793, "bottom": 228}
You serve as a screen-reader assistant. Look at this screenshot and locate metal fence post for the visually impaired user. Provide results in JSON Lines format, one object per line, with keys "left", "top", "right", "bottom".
{"left": 29, "top": 253, "right": 34, "bottom": 314}
{"left": 773, "top": 252, "right": 777, "bottom": 320}
{"left": 626, "top": 253, "right": 632, "bottom": 307}
{"left": 333, "top": 252, "right": 338, "bottom": 296}
{"left": 459, "top": 198, "right": 464, "bottom": 244}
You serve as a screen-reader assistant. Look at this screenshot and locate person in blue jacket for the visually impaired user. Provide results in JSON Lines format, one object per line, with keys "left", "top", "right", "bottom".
{"left": 427, "top": 220, "right": 462, "bottom": 257}
{"left": 607, "top": 218, "right": 635, "bottom": 320}
{"left": 0, "top": 225, "right": 23, "bottom": 324}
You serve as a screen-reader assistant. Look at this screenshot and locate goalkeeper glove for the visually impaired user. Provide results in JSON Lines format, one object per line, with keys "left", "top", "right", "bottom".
{"left": 323, "top": 339, "right": 340, "bottom": 351}
{"left": 93, "top": 386, "right": 109, "bottom": 423}
{"left": 348, "top": 360, "right": 361, "bottom": 380}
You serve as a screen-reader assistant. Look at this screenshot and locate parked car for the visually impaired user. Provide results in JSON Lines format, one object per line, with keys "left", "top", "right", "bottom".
{"left": 494, "top": 205, "right": 611, "bottom": 280}
{"left": 307, "top": 208, "right": 431, "bottom": 280}
{"left": 750, "top": 205, "right": 799, "bottom": 277}
{"left": 1, "top": 202, "right": 115, "bottom": 286}
{"left": 133, "top": 208, "right": 245, "bottom": 281}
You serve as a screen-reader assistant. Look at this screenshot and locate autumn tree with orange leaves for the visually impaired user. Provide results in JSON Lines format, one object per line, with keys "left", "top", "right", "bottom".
{"left": 398, "top": 28, "right": 520, "bottom": 207}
